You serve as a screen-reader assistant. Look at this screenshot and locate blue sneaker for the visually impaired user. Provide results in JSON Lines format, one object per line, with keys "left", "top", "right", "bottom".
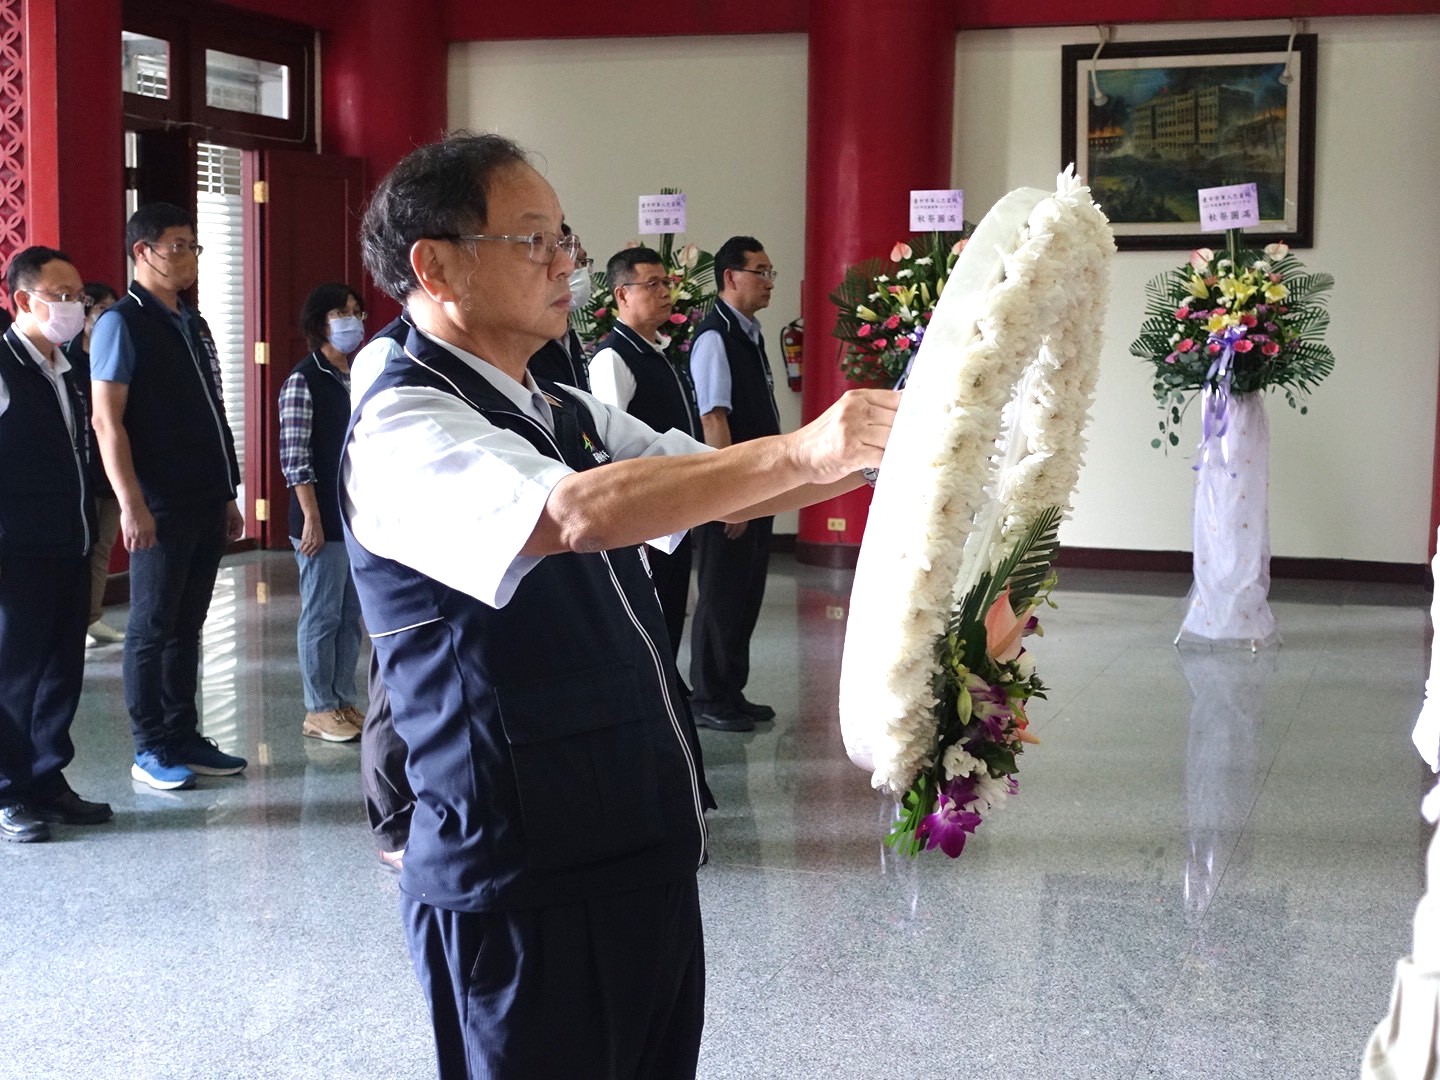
{"left": 176, "top": 733, "right": 248, "bottom": 777}
{"left": 131, "top": 748, "right": 196, "bottom": 790}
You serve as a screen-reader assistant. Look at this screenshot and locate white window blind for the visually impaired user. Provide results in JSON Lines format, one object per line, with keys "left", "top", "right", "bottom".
{"left": 196, "top": 143, "right": 247, "bottom": 499}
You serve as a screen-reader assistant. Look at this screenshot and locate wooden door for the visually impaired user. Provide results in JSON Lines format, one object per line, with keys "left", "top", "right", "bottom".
{"left": 243, "top": 150, "right": 365, "bottom": 548}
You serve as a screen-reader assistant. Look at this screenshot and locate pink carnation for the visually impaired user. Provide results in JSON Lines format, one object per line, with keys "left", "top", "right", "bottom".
{"left": 668, "top": 313, "right": 687, "bottom": 325}
{"left": 884, "top": 315, "right": 901, "bottom": 330}
{"left": 1175, "top": 306, "right": 1190, "bottom": 320}
{"left": 894, "top": 337, "right": 911, "bottom": 350}
{"left": 595, "top": 308, "right": 608, "bottom": 318}
{"left": 857, "top": 324, "right": 871, "bottom": 338}
{"left": 874, "top": 337, "right": 888, "bottom": 349}
{"left": 1178, "top": 338, "right": 1195, "bottom": 352}
{"left": 1233, "top": 339, "right": 1253, "bottom": 353}
{"left": 1262, "top": 341, "right": 1280, "bottom": 357}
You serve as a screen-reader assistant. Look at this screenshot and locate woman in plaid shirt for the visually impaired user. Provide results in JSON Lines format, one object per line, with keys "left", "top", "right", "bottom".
{"left": 279, "top": 283, "right": 368, "bottom": 743}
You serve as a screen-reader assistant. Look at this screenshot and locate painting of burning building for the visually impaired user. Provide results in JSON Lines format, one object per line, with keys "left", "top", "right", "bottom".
{"left": 1062, "top": 36, "right": 1316, "bottom": 249}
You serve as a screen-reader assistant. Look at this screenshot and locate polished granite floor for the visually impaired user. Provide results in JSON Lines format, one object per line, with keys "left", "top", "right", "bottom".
{"left": 0, "top": 553, "right": 1429, "bottom": 1080}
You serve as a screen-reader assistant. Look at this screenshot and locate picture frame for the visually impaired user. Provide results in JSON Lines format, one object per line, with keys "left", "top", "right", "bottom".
{"left": 1061, "top": 35, "right": 1317, "bottom": 250}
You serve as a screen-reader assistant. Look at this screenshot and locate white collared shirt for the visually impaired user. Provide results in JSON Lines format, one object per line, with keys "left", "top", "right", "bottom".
{"left": 1, "top": 329, "right": 76, "bottom": 436}
{"left": 343, "top": 327, "right": 710, "bottom": 610}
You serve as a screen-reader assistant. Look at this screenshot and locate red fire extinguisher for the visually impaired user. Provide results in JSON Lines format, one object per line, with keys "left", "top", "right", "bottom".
{"left": 781, "top": 317, "right": 803, "bottom": 392}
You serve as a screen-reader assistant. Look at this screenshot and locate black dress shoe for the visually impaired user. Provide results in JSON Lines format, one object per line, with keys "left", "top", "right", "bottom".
{"left": 30, "top": 787, "right": 114, "bottom": 825}
{"left": 736, "top": 698, "right": 776, "bottom": 722}
{"left": 695, "top": 709, "right": 756, "bottom": 733}
{"left": 0, "top": 804, "right": 51, "bottom": 843}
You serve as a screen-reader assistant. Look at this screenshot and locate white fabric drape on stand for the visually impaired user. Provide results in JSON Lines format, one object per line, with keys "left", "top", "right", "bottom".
{"left": 1178, "top": 392, "right": 1280, "bottom": 649}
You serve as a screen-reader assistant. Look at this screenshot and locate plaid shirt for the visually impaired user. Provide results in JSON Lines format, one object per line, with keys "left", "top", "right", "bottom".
{"left": 279, "top": 357, "right": 350, "bottom": 487}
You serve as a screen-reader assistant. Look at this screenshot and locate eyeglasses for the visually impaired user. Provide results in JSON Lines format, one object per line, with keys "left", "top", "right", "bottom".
{"left": 29, "top": 289, "right": 97, "bottom": 309}
{"left": 147, "top": 241, "right": 204, "bottom": 256}
{"left": 732, "top": 267, "right": 778, "bottom": 282}
{"left": 442, "top": 231, "right": 583, "bottom": 266}
{"left": 619, "top": 277, "right": 676, "bottom": 294}
{"left": 330, "top": 309, "right": 368, "bottom": 321}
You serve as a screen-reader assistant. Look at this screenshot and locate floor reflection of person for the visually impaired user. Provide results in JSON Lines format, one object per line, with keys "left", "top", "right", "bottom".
{"left": 342, "top": 132, "right": 896, "bottom": 1079}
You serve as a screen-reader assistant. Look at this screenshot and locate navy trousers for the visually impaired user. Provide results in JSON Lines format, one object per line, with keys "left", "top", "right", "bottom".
{"left": 123, "top": 502, "right": 227, "bottom": 752}
{"left": 0, "top": 555, "right": 89, "bottom": 804}
{"left": 403, "top": 877, "right": 705, "bottom": 1080}
{"left": 647, "top": 534, "right": 692, "bottom": 664}
{"left": 361, "top": 647, "right": 413, "bottom": 852}
{"left": 688, "top": 516, "right": 772, "bottom": 713}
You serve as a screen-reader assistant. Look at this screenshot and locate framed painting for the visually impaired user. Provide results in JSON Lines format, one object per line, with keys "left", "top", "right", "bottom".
{"left": 1061, "top": 35, "right": 1317, "bottom": 250}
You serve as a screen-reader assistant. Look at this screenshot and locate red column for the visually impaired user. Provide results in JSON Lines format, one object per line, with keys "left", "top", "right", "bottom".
{"left": 798, "top": 0, "right": 955, "bottom": 566}
{"left": 321, "top": 0, "right": 448, "bottom": 321}
{"left": 21, "top": 0, "right": 127, "bottom": 290}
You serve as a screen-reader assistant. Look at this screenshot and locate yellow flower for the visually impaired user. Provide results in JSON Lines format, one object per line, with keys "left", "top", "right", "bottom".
{"left": 1187, "top": 274, "right": 1210, "bottom": 299}
{"left": 1206, "top": 310, "right": 1240, "bottom": 334}
{"left": 1264, "top": 282, "right": 1288, "bottom": 303}
{"left": 856, "top": 305, "right": 879, "bottom": 321}
{"left": 1218, "top": 276, "right": 1257, "bottom": 306}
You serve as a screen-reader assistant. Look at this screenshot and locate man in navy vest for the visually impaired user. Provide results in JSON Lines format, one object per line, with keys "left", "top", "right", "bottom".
{"left": 0, "top": 246, "right": 109, "bottom": 842}
{"left": 91, "top": 203, "right": 248, "bottom": 792}
{"left": 687, "top": 236, "right": 784, "bottom": 733}
{"left": 589, "top": 245, "right": 705, "bottom": 670}
{"left": 344, "top": 133, "right": 897, "bottom": 1079}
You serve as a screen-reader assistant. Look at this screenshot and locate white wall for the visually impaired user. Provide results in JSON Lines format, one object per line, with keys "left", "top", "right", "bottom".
{"left": 448, "top": 35, "right": 809, "bottom": 533}
{"left": 449, "top": 19, "right": 1440, "bottom": 564}
{"left": 955, "top": 17, "right": 1440, "bottom": 563}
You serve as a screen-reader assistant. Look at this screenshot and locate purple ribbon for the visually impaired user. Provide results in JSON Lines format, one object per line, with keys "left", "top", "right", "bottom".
{"left": 1194, "top": 325, "right": 1244, "bottom": 472}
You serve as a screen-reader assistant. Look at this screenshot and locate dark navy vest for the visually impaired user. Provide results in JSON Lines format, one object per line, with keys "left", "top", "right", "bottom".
{"left": 343, "top": 329, "right": 713, "bottom": 913}
{"left": 100, "top": 283, "right": 239, "bottom": 510}
{"left": 63, "top": 336, "right": 114, "bottom": 497}
{"left": 0, "top": 329, "right": 95, "bottom": 559}
{"left": 526, "top": 328, "right": 589, "bottom": 392}
{"left": 694, "top": 300, "right": 781, "bottom": 444}
{"left": 595, "top": 322, "right": 701, "bottom": 439}
{"left": 286, "top": 350, "right": 351, "bottom": 542}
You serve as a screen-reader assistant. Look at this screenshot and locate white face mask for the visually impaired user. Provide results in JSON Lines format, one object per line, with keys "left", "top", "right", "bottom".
{"left": 37, "top": 300, "right": 87, "bottom": 345}
{"left": 327, "top": 315, "right": 365, "bottom": 354}
{"left": 567, "top": 266, "right": 592, "bottom": 309}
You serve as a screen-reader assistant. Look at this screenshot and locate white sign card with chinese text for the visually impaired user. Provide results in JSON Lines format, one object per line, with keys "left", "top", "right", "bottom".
{"left": 638, "top": 194, "right": 687, "bottom": 235}
{"left": 1197, "top": 183, "right": 1261, "bottom": 232}
{"left": 909, "top": 189, "right": 963, "bottom": 232}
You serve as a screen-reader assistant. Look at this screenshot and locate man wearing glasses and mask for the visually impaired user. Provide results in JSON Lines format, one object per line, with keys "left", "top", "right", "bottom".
{"left": 0, "top": 247, "right": 108, "bottom": 842}
{"left": 345, "top": 133, "right": 896, "bottom": 1079}
{"left": 91, "top": 203, "right": 247, "bottom": 793}
{"left": 587, "top": 245, "right": 705, "bottom": 667}
{"left": 687, "top": 236, "right": 785, "bottom": 734}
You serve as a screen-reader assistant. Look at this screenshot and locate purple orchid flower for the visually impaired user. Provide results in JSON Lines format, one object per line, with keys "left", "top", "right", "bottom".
{"left": 916, "top": 793, "right": 983, "bottom": 858}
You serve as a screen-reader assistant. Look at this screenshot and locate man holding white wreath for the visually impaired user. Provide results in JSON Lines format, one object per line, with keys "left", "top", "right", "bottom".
{"left": 343, "top": 132, "right": 896, "bottom": 1080}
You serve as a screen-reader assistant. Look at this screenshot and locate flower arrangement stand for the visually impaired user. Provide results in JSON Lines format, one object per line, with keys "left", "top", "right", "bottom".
{"left": 1175, "top": 392, "right": 1281, "bottom": 651}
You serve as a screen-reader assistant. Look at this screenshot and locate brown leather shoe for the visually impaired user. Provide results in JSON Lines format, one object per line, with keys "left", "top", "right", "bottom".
{"left": 339, "top": 705, "right": 366, "bottom": 734}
